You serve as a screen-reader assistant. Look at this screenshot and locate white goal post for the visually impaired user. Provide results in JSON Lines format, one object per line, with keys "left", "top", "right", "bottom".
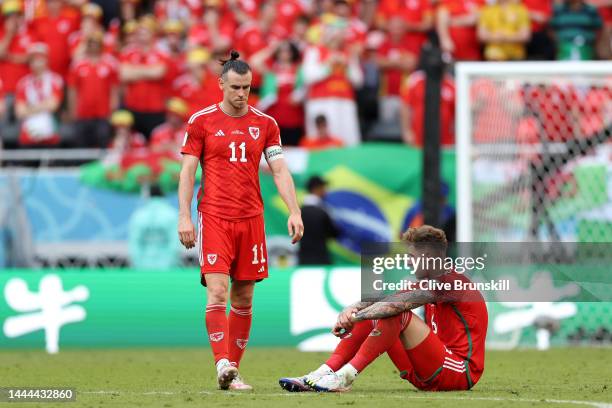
{"left": 455, "top": 61, "right": 612, "bottom": 242}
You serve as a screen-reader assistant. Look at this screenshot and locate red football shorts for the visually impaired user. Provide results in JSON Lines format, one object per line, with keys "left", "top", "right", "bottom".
{"left": 399, "top": 330, "right": 474, "bottom": 391}
{"left": 197, "top": 212, "right": 268, "bottom": 286}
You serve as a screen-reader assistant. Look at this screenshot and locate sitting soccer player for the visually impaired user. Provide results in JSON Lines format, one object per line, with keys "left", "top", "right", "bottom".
{"left": 279, "top": 225, "right": 488, "bottom": 392}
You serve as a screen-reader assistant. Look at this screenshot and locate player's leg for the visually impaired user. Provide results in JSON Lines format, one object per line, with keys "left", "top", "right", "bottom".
{"left": 228, "top": 280, "right": 254, "bottom": 367}
{"left": 279, "top": 320, "right": 374, "bottom": 392}
{"left": 225, "top": 280, "right": 255, "bottom": 391}
{"left": 199, "top": 213, "right": 237, "bottom": 389}
{"left": 399, "top": 313, "right": 469, "bottom": 391}
{"left": 204, "top": 273, "right": 238, "bottom": 389}
{"left": 310, "top": 312, "right": 412, "bottom": 392}
{"left": 224, "top": 215, "right": 267, "bottom": 391}
{"left": 326, "top": 320, "right": 375, "bottom": 371}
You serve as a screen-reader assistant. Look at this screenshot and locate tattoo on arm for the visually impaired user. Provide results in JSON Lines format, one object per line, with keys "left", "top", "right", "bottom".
{"left": 352, "top": 291, "right": 436, "bottom": 321}
{"left": 349, "top": 301, "right": 374, "bottom": 312}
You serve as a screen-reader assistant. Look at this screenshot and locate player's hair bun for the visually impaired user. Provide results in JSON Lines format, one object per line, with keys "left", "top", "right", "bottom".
{"left": 230, "top": 50, "right": 240, "bottom": 60}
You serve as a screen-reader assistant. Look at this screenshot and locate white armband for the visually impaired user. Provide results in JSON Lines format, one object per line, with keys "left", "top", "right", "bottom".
{"left": 264, "top": 145, "right": 284, "bottom": 163}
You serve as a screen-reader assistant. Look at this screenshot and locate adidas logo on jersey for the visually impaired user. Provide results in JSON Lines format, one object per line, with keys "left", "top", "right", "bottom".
{"left": 258, "top": 265, "right": 265, "bottom": 274}
{"left": 215, "top": 130, "right": 225, "bottom": 137}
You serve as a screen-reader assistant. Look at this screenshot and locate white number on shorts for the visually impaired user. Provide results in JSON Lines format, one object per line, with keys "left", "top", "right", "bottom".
{"left": 251, "top": 243, "right": 266, "bottom": 264}
{"left": 229, "top": 142, "right": 247, "bottom": 163}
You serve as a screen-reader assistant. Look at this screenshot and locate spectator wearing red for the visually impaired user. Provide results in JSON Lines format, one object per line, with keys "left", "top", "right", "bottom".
{"left": 15, "top": 43, "right": 64, "bottom": 146}
{"left": 186, "top": 1, "right": 234, "bottom": 52}
{"left": 69, "top": 3, "right": 117, "bottom": 60}
{"left": 98, "top": 109, "right": 153, "bottom": 191}
{"left": 579, "top": 81, "right": 612, "bottom": 137}
{"left": 400, "top": 70, "right": 455, "bottom": 147}
{"left": 68, "top": 30, "right": 119, "bottom": 148}
{"left": 172, "top": 47, "right": 223, "bottom": 115}
{"left": 235, "top": 2, "right": 286, "bottom": 99}
{"left": 472, "top": 77, "right": 523, "bottom": 143}
{"left": 332, "top": 0, "right": 368, "bottom": 48}
{"left": 375, "top": 0, "right": 433, "bottom": 55}
{"left": 0, "top": 0, "right": 32, "bottom": 115}
{"left": 107, "top": 110, "right": 146, "bottom": 153}
{"left": 154, "top": 0, "right": 198, "bottom": 26}
{"left": 122, "top": 19, "right": 139, "bottom": 50}
{"left": 275, "top": 0, "right": 308, "bottom": 35}
{"left": 147, "top": 97, "right": 190, "bottom": 193}
{"left": 436, "top": 0, "right": 484, "bottom": 61}
{"left": 0, "top": 77, "right": 6, "bottom": 149}
{"left": 377, "top": 16, "right": 418, "bottom": 123}
{"left": 120, "top": 16, "right": 169, "bottom": 138}
{"left": 253, "top": 40, "right": 305, "bottom": 146}
{"left": 523, "top": 0, "right": 555, "bottom": 60}
{"left": 300, "top": 114, "right": 344, "bottom": 150}
{"left": 157, "top": 20, "right": 187, "bottom": 87}
{"left": 29, "top": 0, "right": 80, "bottom": 79}
{"left": 150, "top": 97, "right": 189, "bottom": 161}
{"left": 120, "top": 0, "right": 140, "bottom": 22}
{"left": 302, "top": 18, "right": 363, "bottom": 146}
{"left": 0, "top": 78, "right": 5, "bottom": 118}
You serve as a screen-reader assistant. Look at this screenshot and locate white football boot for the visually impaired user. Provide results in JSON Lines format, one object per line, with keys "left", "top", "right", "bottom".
{"left": 216, "top": 360, "right": 238, "bottom": 390}
{"left": 309, "top": 365, "right": 357, "bottom": 392}
{"left": 279, "top": 364, "right": 334, "bottom": 392}
{"left": 228, "top": 374, "right": 253, "bottom": 391}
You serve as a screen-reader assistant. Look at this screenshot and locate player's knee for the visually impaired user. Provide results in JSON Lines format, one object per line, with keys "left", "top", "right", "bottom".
{"left": 230, "top": 293, "right": 253, "bottom": 308}
{"left": 207, "top": 285, "right": 229, "bottom": 304}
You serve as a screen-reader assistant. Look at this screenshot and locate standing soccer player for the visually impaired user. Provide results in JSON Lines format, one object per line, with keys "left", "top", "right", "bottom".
{"left": 280, "top": 225, "right": 488, "bottom": 392}
{"left": 178, "top": 51, "right": 303, "bottom": 391}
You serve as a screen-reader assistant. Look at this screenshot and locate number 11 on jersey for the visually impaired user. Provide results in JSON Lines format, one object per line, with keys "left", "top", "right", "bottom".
{"left": 229, "top": 142, "right": 247, "bottom": 162}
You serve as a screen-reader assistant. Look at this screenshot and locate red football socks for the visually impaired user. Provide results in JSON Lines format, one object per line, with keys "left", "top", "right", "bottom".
{"left": 205, "top": 303, "right": 229, "bottom": 363}
{"left": 325, "top": 320, "right": 373, "bottom": 371}
{"left": 228, "top": 304, "right": 252, "bottom": 368}
{"left": 349, "top": 312, "right": 412, "bottom": 372}
{"left": 387, "top": 339, "right": 413, "bottom": 375}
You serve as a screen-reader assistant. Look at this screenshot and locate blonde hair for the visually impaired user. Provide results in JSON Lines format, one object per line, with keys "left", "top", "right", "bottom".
{"left": 401, "top": 225, "right": 448, "bottom": 251}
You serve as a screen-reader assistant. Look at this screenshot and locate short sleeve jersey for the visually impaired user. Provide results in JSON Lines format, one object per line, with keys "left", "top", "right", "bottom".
{"left": 425, "top": 272, "right": 488, "bottom": 387}
{"left": 181, "top": 104, "right": 282, "bottom": 220}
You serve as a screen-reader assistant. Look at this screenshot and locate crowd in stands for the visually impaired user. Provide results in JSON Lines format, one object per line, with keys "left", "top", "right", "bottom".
{"left": 0, "top": 0, "right": 610, "bottom": 155}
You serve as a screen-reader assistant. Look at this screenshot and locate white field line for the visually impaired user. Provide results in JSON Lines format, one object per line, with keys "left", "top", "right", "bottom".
{"left": 79, "top": 390, "right": 612, "bottom": 408}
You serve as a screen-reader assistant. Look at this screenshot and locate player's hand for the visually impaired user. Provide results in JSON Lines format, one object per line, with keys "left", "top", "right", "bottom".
{"left": 337, "top": 307, "right": 358, "bottom": 331}
{"left": 178, "top": 215, "right": 196, "bottom": 249}
{"left": 288, "top": 212, "right": 304, "bottom": 244}
{"left": 332, "top": 323, "right": 351, "bottom": 338}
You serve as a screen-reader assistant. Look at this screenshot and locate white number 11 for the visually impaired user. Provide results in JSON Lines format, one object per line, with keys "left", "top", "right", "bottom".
{"left": 251, "top": 244, "right": 265, "bottom": 264}
{"left": 229, "top": 142, "right": 247, "bottom": 162}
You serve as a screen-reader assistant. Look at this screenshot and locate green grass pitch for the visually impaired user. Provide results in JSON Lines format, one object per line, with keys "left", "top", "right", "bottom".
{"left": 1, "top": 348, "right": 611, "bottom": 408}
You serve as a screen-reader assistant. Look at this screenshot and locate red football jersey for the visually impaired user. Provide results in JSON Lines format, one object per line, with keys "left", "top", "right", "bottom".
{"left": 68, "top": 56, "right": 119, "bottom": 119}
{"left": 181, "top": 104, "right": 282, "bottom": 220}
{"left": 401, "top": 71, "right": 455, "bottom": 146}
{"left": 424, "top": 272, "right": 488, "bottom": 387}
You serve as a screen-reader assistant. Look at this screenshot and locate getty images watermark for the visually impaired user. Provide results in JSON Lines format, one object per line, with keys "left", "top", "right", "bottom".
{"left": 361, "top": 242, "right": 612, "bottom": 303}
{"left": 368, "top": 252, "right": 510, "bottom": 293}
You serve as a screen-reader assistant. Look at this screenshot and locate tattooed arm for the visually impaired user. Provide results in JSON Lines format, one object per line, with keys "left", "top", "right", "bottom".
{"left": 351, "top": 290, "right": 438, "bottom": 322}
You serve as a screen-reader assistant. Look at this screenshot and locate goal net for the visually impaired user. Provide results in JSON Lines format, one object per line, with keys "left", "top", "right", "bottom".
{"left": 456, "top": 62, "right": 612, "bottom": 244}
{"left": 455, "top": 62, "right": 612, "bottom": 349}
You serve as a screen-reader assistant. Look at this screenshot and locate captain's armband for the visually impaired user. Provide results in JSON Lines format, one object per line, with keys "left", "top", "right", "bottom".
{"left": 264, "top": 145, "right": 284, "bottom": 163}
